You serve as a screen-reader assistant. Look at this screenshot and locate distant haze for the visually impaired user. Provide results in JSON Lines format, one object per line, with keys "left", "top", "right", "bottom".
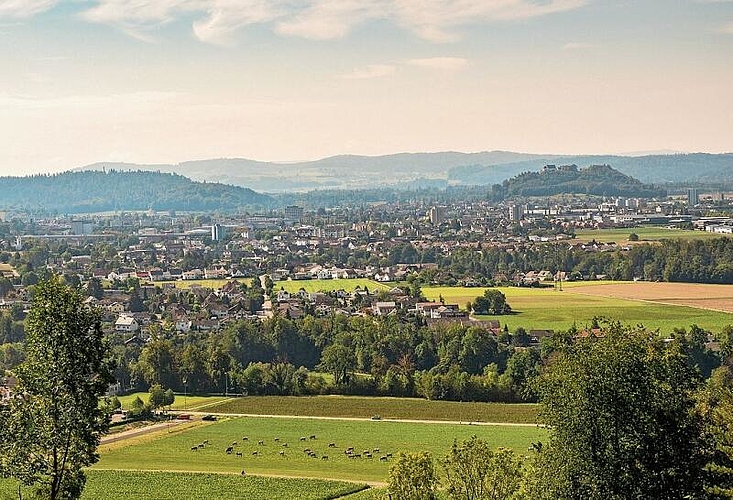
{"left": 75, "top": 152, "right": 733, "bottom": 192}
{"left": 1, "top": 1, "right": 732, "bottom": 175}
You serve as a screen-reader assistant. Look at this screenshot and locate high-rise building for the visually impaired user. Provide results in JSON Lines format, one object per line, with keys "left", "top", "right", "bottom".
{"left": 211, "top": 223, "right": 226, "bottom": 242}
{"left": 429, "top": 206, "right": 445, "bottom": 225}
{"left": 284, "top": 205, "right": 304, "bottom": 222}
{"left": 687, "top": 188, "right": 699, "bottom": 206}
{"left": 509, "top": 204, "right": 524, "bottom": 222}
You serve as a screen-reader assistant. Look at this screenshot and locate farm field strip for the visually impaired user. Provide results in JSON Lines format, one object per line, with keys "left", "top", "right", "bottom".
{"left": 273, "top": 278, "right": 390, "bottom": 293}
{"left": 422, "top": 284, "right": 733, "bottom": 332}
{"left": 572, "top": 226, "right": 728, "bottom": 243}
{"left": 205, "top": 396, "right": 539, "bottom": 424}
{"left": 115, "top": 392, "right": 228, "bottom": 411}
{"left": 0, "top": 470, "right": 369, "bottom": 500}
{"left": 184, "top": 411, "right": 540, "bottom": 427}
{"left": 571, "top": 282, "right": 733, "bottom": 313}
{"left": 94, "top": 415, "right": 547, "bottom": 483}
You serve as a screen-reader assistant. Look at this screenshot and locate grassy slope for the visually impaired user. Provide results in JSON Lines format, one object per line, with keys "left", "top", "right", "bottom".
{"left": 94, "top": 416, "right": 546, "bottom": 482}
{"left": 116, "top": 392, "right": 227, "bottom": 411}
{"left": 0, "top": 471, "right": 366, "bottom": 500}
{"left": 423, "top": 285, "right": 733, "bottom": 333}
{"left": 209, "top": 396, "right": 538, "bottom": 424}
{"left": 273, "top": 279, "right": 390, "bottom": 293}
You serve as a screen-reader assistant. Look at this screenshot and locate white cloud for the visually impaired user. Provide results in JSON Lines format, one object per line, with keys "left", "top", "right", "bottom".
{"left": 193, "top": 1, "right": 287, "bottom": 45}
{"left": 0, "top": 0, "right": 56, "bottom": 18}
{"left": 78, "top": 0, "right": 588, "bottom": 44}
{"left": 720, "top": 21, "right": 733, "bottom": 33}
{"left": 406, "top": 56, "right": 468, "bottom": 70}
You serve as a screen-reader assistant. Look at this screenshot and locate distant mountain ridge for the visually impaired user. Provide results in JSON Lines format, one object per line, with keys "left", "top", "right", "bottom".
{"left": 75, "top": 151, "right": 733, "bottom": 191}
{"left": 0, "top": 170, "right": 272, "bottom": 213}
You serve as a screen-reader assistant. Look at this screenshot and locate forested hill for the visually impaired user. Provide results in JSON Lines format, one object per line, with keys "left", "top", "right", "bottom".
{"left": 492, "top": 164, "right": 666, "bottom": 199}
{"left": 0, "top": 170, "right": 273, "bottom": 213}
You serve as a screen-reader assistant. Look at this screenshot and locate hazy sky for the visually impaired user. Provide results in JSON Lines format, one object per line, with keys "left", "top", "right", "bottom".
{"left": 1, "top": 0, "right": 732, "bottom": 175}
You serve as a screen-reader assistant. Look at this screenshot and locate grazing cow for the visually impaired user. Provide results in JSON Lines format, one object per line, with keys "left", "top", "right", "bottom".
{"left": 232, "top": 442, "right": 238, "bottom": 447}
{"left": 241, "top": 470, "right": 246, "bottom": 476}
{"left": 346, "top": 447, "right": 354, "bottom": 452}
{"left": 274, "top": 437, "right": 279, "bottom": 442}
{"left": 226, "top": 447, "right": 233, "bottom": 454}
{"left": 303, "top": 448, "right": 311, "bottom": 454}
{"left": 242, "top": 437, "right": 248, "bottom": 441}
{"left": 235, "top": 452, "right": 242, "bottom": 457}
{"left": 353, "top": 454, "right": 361, "bottom": 459}
{"left": 198, "top": 444, "right": 205, "bottom": 448}
{"left": 191, "top": 446, "right": 198, "bottom": 451}
{"left": 380, "top": 456, "right": 388, "bottom": 462}
{"left": 252, "top": 451, "right": 258, "bottom": 456}
{"left": 321, "top": 455, "right": 328, "bottom": 460}
{"left": 365, "top": 453, "right": 373, "bottom": 459}
{"left": 279, "top": 450, "right": 286, "bottom": 457}
{"left": 282, "top": 443, "right": 288, "bottom": 447}
{"left": 300, "top": 437, "right": 307, "bottom": 441}
{"left": 386, "top": 453, "right": 392, "bottom": 457}
{"left": 203, "top": 440, "right": 209, "bottom": 445}
{"left": 328, "top": 443, "right": 336, "bottom": 448}
{"left": 373, "top": 448, "right": 379, "bottom": 453}
{"left": 309, "top": 435, "right": 317, "bottom": 440}
{"left": 258, "top": 440, "right": 265, "bottom": 445}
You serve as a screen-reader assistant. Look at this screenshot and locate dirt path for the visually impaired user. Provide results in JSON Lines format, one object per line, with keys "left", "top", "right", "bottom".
{"left": 91, "top": 467, "right": 386, "bottom": 487}
{"left": 181, "top": 410, "right": 541, "bottom": 427}
{"left": 101, "top": 420, "right": 186, "bottom": 444}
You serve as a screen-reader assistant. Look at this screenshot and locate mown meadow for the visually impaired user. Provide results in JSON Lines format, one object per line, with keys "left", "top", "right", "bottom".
{"left": 94, "top": 416, "right": 547, "bottom": 483}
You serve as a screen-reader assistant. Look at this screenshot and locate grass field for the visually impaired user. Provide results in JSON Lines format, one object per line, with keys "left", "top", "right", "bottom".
{"left": 273, "top": 279, "right": 389, "bottom": 294}
{"left": 208, "top": 396, "right": 538, "bottom": 424}
{"left": 155, "top": 278, "right": 254, "bottom": 290}
{"left": 94, "top": 416, "right": 547, "bottom": 482}
{"left": 116, "top": 392, "right": 227, "bottom": 411}
{"left": 0, "top": 470, "right": 367, "bottom": 500}
{"left": 572, "top": 226, "right": 727, "bottom": 243}
{"left": 423, "top": 285, "right": 733, "bottom": 333}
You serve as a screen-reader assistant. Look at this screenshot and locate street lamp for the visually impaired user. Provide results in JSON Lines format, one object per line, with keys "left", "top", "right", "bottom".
{"left": 182, "top": 377, "right": 187, "bottom": 410}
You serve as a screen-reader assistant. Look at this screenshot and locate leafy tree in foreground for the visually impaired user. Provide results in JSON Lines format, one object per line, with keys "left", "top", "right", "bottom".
{"left": 704, "top": 364, "right": 733, "bottom": 498}
{"left": 442, "top": 437, "right": 525, "bottom": 500}
{"left": 0, "top": 276, "right": 113, "bottom": 500}
{"left": 387, "top": 451, "right": 438, "bottom": 500}
{"left": 530, "top": 323, "right": 710, "bottom": 500}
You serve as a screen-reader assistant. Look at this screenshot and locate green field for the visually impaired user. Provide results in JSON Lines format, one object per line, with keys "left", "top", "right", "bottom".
{"left": 95, "top": 416, "right": 546, "bottom": 482}
{"left": 0, "top": 470, "right": 367, "bottom": 500}
{"left": 423, "top": 285, "right": 733, "bottom": 333}
{"left": 273, "top": 279, "right": 389, "bottom": 294}
{"left": 116, "top": 392, "right": 228, "bottom": 411}
{"left": 573, "top": 226, "right": 727, "bottom": 243}
{"left": 156, "top": 278, "right": 254, "bottom": 290}
{"left": 209, "top": 396, "right": 538, "bottom": 424}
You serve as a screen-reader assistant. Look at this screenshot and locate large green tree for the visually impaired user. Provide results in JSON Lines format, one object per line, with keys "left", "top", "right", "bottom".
{"left": 0, "top": 277, "right": 113, "bottom": 500}
{"left": 531, "top": 323, "right": 710, "bottom": 500}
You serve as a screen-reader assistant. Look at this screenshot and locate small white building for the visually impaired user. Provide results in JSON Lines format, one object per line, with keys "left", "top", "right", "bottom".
{"left": 114, "top": 314, "right": 139, "bottom": 332}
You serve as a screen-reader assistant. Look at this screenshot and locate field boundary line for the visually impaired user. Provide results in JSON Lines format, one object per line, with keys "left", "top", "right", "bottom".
{"left": 89, "top": 467, "right": 386, "bottom": 487}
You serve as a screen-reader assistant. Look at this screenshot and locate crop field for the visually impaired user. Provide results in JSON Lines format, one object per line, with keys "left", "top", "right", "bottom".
{"left": 273, "top": 279, "right": 389, "bottom": 294}
{"left": 155, "top": 278, "right": 254, "bottom": 290}
{"left": 572, "top": 282, "right": 733, "bottom": 313}
{"left": 208, "top": 395, "right": 538, "bottom": 424}
{"left": 116, "top": 392, "right": 228, "bottom": 411}
{"left": 423, "top": 284, "right": 733, "bottom": 333}
{"left": 94, "top": 416, "right": 547, "bottom": 482}
{"left": 0, "top": 470, "right": 368, "bottom": 500}
{"left": 572, "top": 226, "right": 727, "bottom": 243}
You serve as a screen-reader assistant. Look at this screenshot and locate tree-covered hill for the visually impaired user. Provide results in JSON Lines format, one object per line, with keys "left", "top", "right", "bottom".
{"left": 0, "top": 170, "right": 273, "bottom": 213}
{"left": 492, "top": 164, "right": 666, "bottom": 199}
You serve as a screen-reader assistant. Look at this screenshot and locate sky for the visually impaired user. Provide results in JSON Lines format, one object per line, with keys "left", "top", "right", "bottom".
{"left": 0, "top": 0, "right": 732, "bottom": 175}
